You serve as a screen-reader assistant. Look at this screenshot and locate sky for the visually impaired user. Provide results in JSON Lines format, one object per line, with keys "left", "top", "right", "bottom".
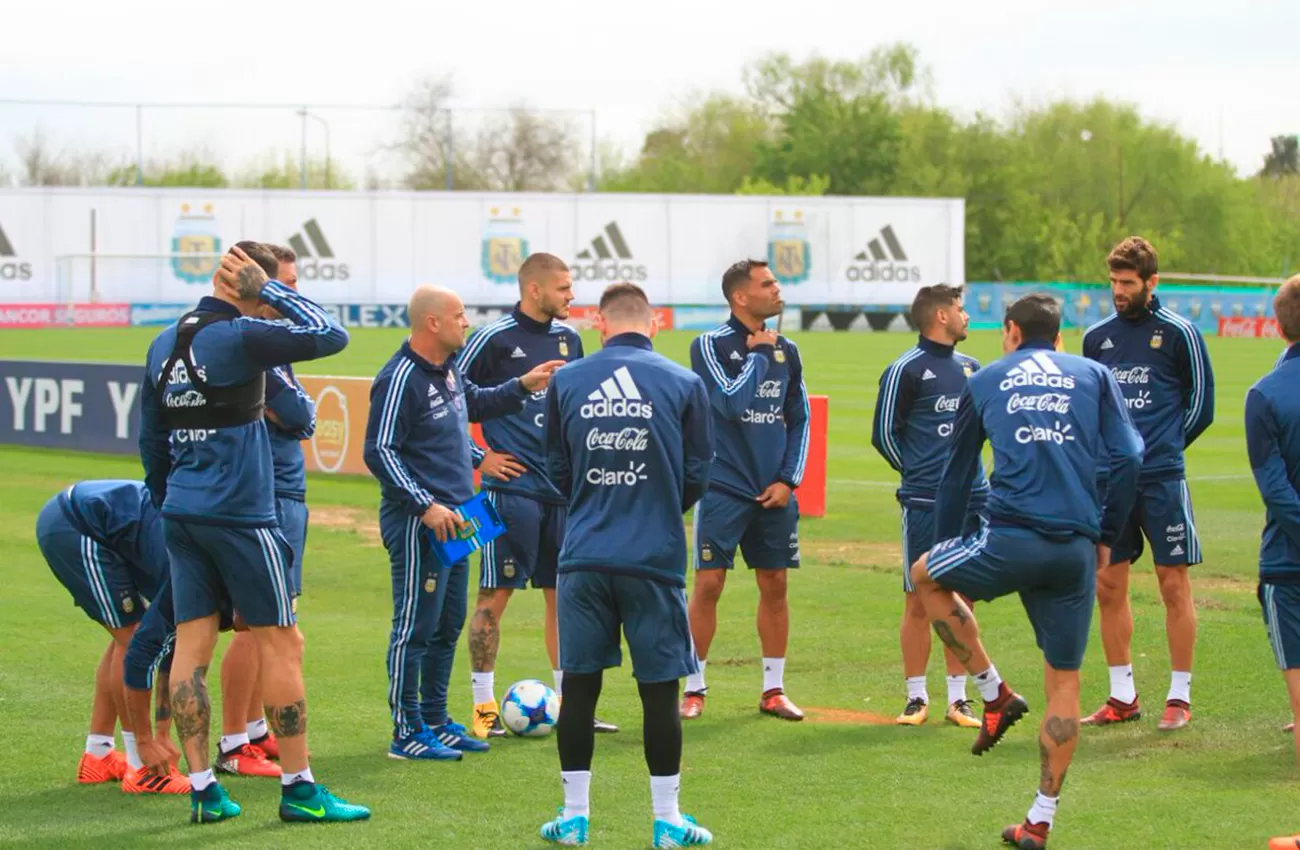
{"left": 1, "top": 0, "right": 1296, "bottom": 185}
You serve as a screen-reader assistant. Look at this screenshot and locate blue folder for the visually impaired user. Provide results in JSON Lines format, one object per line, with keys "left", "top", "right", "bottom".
{"left": 427, "top": 491, "right": 508, "bottom": 568}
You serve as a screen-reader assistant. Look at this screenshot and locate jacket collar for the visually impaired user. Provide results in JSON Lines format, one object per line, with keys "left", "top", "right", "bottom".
{"left": 1016, "top": 339, "right": 1057, "bottom": 352}
{"left": 917, "top": 335, "right": 955, "bottom": 357}
{"left": 511, "top": 302, "right": 553, "bottom": 334}
{"left": 402, "top": 340, "right": 453, "bottom": 375}
{"left": 196, "top": 296, "right": 240, "bottom": 317}
{"left": 604, "top": 332, "right": 654, "bottom": 351}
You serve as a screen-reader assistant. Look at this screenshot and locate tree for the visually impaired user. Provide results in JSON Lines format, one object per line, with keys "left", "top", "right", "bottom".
{"left": 467, "top": 105, "right": 584, "bottom": 192}
{"left": 105, "top": 150, "right": 228, "bottom": 188}
{"left": 1261, "top": 134, "right": 1299, "bottom": 178}
{"left": 235, "top": 152, "right": 353, "bottom": 190}
{"left": 14, "top": 129, "right": 126, "bottom": 186}
{"left": 390, "top": 74, "right": 460, "bottom": 190}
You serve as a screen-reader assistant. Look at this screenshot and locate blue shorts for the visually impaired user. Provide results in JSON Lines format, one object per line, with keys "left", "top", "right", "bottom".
{"left": 36, "top": 499, "right": 147, "bottom": 630}
{"left": 557, "top": 571, "right": 698, "bottom": 684}
{"left": 164, "top": 518, "right": 296, "bottom": 628}
{"left": 693, "top": 489, "right": 800, "bottom": 570}
{"left": 901, "top": 505, "right": 983, "bottom": 592}
{"left": 480, "top": 490, "right": 563, "bottom": 590}
{"left": 277, "top": 497, "right": 309, "bottom": 599}
{"left": 1260, "top": 583, "right": 1300, "bottom": 670}
{"left": 1111, "top": 478, "right": 1201, "bottom": 567}
{"left": 926, "top": 523, "right": 1096, "bottom": 670}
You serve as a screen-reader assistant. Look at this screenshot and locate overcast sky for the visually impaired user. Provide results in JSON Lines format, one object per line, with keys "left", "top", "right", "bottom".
{"left": 1, "top": 0, "right": 1296, "bottom": 185}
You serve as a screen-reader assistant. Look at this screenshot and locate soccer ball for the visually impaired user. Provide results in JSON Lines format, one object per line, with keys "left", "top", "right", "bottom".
{"left": 502, "top": 679, "right": 560, "bottom": 737}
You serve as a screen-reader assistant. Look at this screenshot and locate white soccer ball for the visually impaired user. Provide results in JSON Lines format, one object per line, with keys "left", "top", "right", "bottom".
{"left": 502, "top": 679, "right": 560, "bottom": 737}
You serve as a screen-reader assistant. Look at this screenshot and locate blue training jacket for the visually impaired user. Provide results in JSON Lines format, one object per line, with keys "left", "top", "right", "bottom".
{"left": 455, "top": 305, "right": 585, "bottom": 505}
{"left": 1082, "top": 296, "right": 1215, "bottom": 484}
{"left": 935, "top": 340, "right": 1145, "bottom": 545}
{"left": 688, "top": 316, "right": 809, "bottom": 499}
{"left": 871, "top": 335, "right": 991, "bottom": 509}
{"left": 363, "top": 340, "right": 528, "bottom": 514}
{"left": 265, "top": 364, "right": 315, "bottom": 502}
{"left": 544, "top": 332, "right": 713, "bottom": 587}
{"left": 1246, "top": 344, "right": 1300, "bottom": 584}
{"left": 139, "top": 282, "right": 347, "bottom": 526}
{"left": 56, "top": 479, "right": 168, "bottom": 604}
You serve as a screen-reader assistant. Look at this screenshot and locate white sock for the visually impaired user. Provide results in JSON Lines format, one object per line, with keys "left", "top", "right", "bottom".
{"left": 650, "top": 774, "right": 683, "bottom": 827}
{"left": 472, "top": 671, "right": 496, "bottom": 705}
{"left": 219, "top": 732, "right": 250, "bottom": 754}
{"left": 247, "top": 718, "right": 268, "bottom": 740}
{"left": 1109, "top": 664, "right": 1136, "bottom": 704}
{"left": 282, "top": 767, "right": 315, "bottom": 787}
{"left": 947, "top": 675, "right": 968, "bottom": 705}
{"left": 121, "top": 732, "right": 143, "bottom": 771}
{"left": 1168, "top": 670, "right": 1192, "bottom": 704}
{"left": 762, "top": 657, "right": 785, "bottom": 694}
{"left": 553, "top": 670, "right": 564, "bottom": 698}
{"left": 562, "top": 770, "right": 591, "bottom": 819}
{"left": 905, "top": 676, "right": 928, "bottom": 703}
{"left": 974, "top": 665, "right": 1003, "bottom": 703}
{"left": 190, "top": 768, "right": 215, "bottom": 792}
{"left": 85, "top": 734, "right": 115, "bottom": 758}
{"left": 1026, "top": 791, "right": 1059, "bottom": 828}
{"left": 685, "top": 661, "right": 707, "bottom": 695}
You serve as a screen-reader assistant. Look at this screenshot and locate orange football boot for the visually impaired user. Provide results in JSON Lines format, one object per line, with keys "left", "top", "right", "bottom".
{"left": 78, "top": 749, "right": 127, "bottom": 784}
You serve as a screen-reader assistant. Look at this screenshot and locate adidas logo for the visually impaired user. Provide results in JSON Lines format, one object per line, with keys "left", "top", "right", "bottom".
{"left": 998, "top": 351, "right": 1077, "bottom": 391}
{"left": 845, "top": 224, "right": 920, "bottom": 283}
{"left": 0, "top": 223, "right": 32, "bottom": 281}
{"left": 1169, "top": 544, "right": 1185, "bottom": 556}
{"left": 572, "top": 222, "right": 647, "bottom": 282}
{"left": 730, "top": 350, "right": 744, "bottom": 362}
{"left": 287, "top": 218, "right": 350, "bottom": 281}
{"left": 580, "top": 366, "right": 654, "bottom": 419}
{"left": 511, "top": 346, "right": 527, "bottom": 359}
{"left": 922, "top": 369, "right": 936, "bottom": 380}
{"left": 1100, "top": 338, "right": 1115, "bottom": 350}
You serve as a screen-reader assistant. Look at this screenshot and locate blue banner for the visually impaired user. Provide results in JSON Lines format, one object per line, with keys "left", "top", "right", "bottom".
{"left": 0, "top": 360, "right": 142, "bottom": 454}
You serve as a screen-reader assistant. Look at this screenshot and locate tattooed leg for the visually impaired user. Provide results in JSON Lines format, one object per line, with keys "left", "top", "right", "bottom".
{"left": 1039, "top": 666, "right": 1082, "bottom": 798}
{"left": 470, "top": 589, "right": 510, "bottom": 674}
{"left": 254, "top": 625, "right": 309, "bottom": 774}
{"left": 169, "top": 616, "right": 220, "bottom": 773}
{"left": 908, "top": 554, "right": 992, "bottom": 674}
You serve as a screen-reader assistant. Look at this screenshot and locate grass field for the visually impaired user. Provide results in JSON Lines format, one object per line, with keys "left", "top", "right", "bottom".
{"left": 0, "top": 325, "right": 1295, "bottom": 849}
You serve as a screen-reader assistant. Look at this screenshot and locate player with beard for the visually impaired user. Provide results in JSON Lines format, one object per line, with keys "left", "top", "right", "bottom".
{"left": 682, "top": 259, "right": 810, "bottom": 721}
{"left": 1081, "top": 237, "right": 1215, "bottom": 732}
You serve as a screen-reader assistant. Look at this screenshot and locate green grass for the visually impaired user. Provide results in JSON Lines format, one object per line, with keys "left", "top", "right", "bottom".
{"left": 0, "top": 327, "right": 1296, "bottom": 849}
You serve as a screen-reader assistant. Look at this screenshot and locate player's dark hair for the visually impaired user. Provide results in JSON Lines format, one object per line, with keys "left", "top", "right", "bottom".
{"left": 910, "top": 283, "right": 964, "bottom": 332}
{"left": 1275, "top": 275, "right": 1300, "bottom": 342}
{"left": 598, "top": 282, "right": 652, "bottom": 324}
{"left": 1004, "top": 293, "right": 1061, "bottom": 343}
{"left": 1108, "top": 236, "right": 1159, "bottom": 282}
{"left": 520, "top": 252, "right": 569, "bottom": 289}
{"left": 721, "top": 259, "right": 768, "bottom": 304}
{"left": 267, "top": 244, "right": 296, "bottom": 265}
{"left": 231, "top": 240, "right": 279, "bottom": 279}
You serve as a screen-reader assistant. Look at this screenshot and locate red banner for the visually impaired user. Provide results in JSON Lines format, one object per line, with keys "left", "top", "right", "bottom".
{"left": 1218, "top": 316, "right": 1280, "bottom": 338}
{"left": 565, "top": 305, "right": 676, "bottom": 332}
{"left": 0, "top": 303, "right": 130, "bottom": 329}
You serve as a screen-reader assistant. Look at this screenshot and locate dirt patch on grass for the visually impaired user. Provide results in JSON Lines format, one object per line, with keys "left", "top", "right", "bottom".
{"left": 801, "top": 540, "right": 903, "bottom": 570}
{"left": 311, "top": 506, "right": 382, "bottom": 547}
{"left": 803, "top": 706, "right": 897, "bottom": 726}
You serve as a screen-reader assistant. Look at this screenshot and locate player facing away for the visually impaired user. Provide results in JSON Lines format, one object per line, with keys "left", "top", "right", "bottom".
{"left": 456, "top": 253, "right": 616, "bottom": 738}
{"left": 364, "top": 285, "right": 562, "bottom": 762}
{"left": 683, "top": 259, "right": 810, "bottom": 721}
{"left": 1081, "top": 236, "right": 1215, "bottom": 731}
{"left": 872, "top": 284, "right": 988, "bottom": 728}
{"left": 139, "top": 243, "right": 369, "bottom": 824}
{"left": 540, "top": 282, "right": 715, "bottom": 848}
{"left": 909, "top": 294, "right": 1143, "bottom": 850}
{"left": 34, "top": 479, "right": 178, "bottom": 792}
{"left": 216, "top": 244, "right": 313, "bottom": 779}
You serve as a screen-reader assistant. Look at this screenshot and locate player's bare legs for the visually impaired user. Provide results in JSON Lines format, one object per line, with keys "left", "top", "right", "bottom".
{"left": 1085, "top": 558, "right": 1144, "bottom": 727}
{"left": 900, "top": 594, "right": 975, "bottom": 726}
{"left": 1003, "top": 665, "right": 1080, "bottom": 848}
{"left": 252, "top": 625, "right": 309, "bottom": 775}
{"left": 170, "top": 615, "right": 222, "bottom": 780}
{"left": 469, "top": 588, "right": 512, "bottom": 738}
{"left": 755, "top": 569, "right": 802, "bottom": 719}
{"left": 215, "top": 630, "right": 278, "bottom": 776}
{"left": 544, "top": 588, "right": 560, "bottom": 671}
{"left": 89, "top": 639, "right": 119, "bottom": 738}
{"left": 682, "top": 569, "right": 726, "bottom": 717}
{"left": 1155, "top": 565, "right": 1196, "bottom": 730}
{"left": 1286, "top": 670, "right": 1300, "bottom": 765}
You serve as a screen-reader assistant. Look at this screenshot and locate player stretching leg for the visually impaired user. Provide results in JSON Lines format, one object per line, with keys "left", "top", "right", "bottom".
{"left": 539, "top": 283, "right": 715, "bottom": 847}
{"left": 457, "top": 253, "right": 616, "bottom": 737}
{"left": 872, "top": 284, "right": 987, "bottom": 728}
{"left": 910, "top": 295, "right": 1142, "bottom": 848}
{"left": 365, "top": 285, "right": 561, "bottom": 761}
{"left": 684, "top": 260, "right": 809, "bottom": 721}
{"left": 35, "top": 480, "right": 170, "bottom": 789}
{"left": 1081, "top": 237, "right": 1214, "bottom": 731}
{"left": 140, "top": 243, "right": 368, "bottom": 823}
